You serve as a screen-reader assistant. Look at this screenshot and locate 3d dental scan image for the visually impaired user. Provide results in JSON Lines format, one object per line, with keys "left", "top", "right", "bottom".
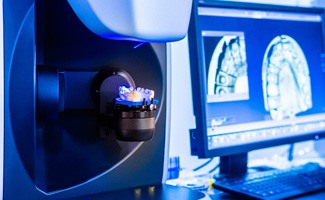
{"left": 262, "top": 35, "right": 312, "bottom": 121}
{"left": 205, "top": 33, "right": 249, "bottom": 103}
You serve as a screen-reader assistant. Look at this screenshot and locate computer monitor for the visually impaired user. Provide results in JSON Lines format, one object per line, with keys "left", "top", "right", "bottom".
{"left": 188, "top": 0, "right": 325, "bottom": 175}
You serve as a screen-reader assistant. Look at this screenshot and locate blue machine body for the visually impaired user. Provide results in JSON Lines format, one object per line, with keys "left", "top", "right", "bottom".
{"left": 3, "top": 0, "right": 169, "bottom": 199}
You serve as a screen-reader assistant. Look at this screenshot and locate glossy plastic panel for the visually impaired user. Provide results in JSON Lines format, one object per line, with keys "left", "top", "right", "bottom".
{"left": 67, "top": 0, "right": 192, "bottom": 42}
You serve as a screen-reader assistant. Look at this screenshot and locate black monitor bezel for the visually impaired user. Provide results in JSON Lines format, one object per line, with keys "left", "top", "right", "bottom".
{"left": 188, "top": 0, "right": 325, "bottom": 158}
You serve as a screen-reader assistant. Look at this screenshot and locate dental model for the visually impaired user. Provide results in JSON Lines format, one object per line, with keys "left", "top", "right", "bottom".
{"left": 262, "top": 35, "right": 312, "bottom": 120}
{"left": 119, "top": 86, "right": 155, "bottom": 102}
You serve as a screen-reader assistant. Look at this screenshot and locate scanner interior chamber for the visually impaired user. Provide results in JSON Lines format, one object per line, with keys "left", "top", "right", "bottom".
{"left": 8, "top": 0, "right": 167, "bottom": 195}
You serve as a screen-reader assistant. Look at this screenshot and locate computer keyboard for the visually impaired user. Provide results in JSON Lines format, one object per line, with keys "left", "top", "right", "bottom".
{"left": 212, "top": 162, "right": 325, "bottom": 199}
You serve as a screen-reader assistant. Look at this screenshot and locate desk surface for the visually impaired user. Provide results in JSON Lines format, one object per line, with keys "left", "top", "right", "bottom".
{"left": 210, "top": 189, "right": 325, "bottom": 199}
{"left": 70, "top": 183, "right": 325, "bottom": 200}
{"left": 166, "top": 156, "right": 325, "bottom": 199}
{"left": 70, "top": 184, "right": 209, "bottom": 200}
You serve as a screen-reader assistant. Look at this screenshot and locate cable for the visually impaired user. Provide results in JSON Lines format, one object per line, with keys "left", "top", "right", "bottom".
{"left": 193, "top": 158, "right": 214, "bottom": 171}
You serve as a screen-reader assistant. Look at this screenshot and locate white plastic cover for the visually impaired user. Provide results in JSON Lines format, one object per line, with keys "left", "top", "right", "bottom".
{"left": 68, "top": 0, "right": 192, "bottom": 42}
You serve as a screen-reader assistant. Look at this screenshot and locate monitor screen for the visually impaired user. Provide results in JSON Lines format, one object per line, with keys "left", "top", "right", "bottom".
{"left": 188, "top": 1, "right": 325, "bottom": 161}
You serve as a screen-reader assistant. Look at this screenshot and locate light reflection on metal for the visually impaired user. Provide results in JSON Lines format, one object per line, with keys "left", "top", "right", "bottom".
{"left": 134, "top": 188, "right": 142, "bottom": 199}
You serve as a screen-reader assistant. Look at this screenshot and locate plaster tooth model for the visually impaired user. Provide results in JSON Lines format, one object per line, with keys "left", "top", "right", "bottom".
{"left": 119, "top": 86, "right": 154, "bottom": 102}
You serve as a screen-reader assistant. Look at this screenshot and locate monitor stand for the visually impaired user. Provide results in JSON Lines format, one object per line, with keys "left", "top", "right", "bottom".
{"left": 219, "top": 153, "right": 248, "bottom": 176}
{"left": 216, "top": 153, "right": 278, "bottom": 179}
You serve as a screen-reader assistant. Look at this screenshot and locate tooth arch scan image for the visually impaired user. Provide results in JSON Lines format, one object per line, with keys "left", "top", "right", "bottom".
{"left": 262, "top": 35, "right": 312, "bottom": 120}
{"left": 207, "top": 34, "right": 249, "bottom": 98}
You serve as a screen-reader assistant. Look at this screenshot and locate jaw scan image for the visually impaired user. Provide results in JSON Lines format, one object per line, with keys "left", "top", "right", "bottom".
{"left": 207, "top": 35, "right": 249, "bottom": 100}
{"left": 262, "top": 35, "right": 313, "bottom": 120}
